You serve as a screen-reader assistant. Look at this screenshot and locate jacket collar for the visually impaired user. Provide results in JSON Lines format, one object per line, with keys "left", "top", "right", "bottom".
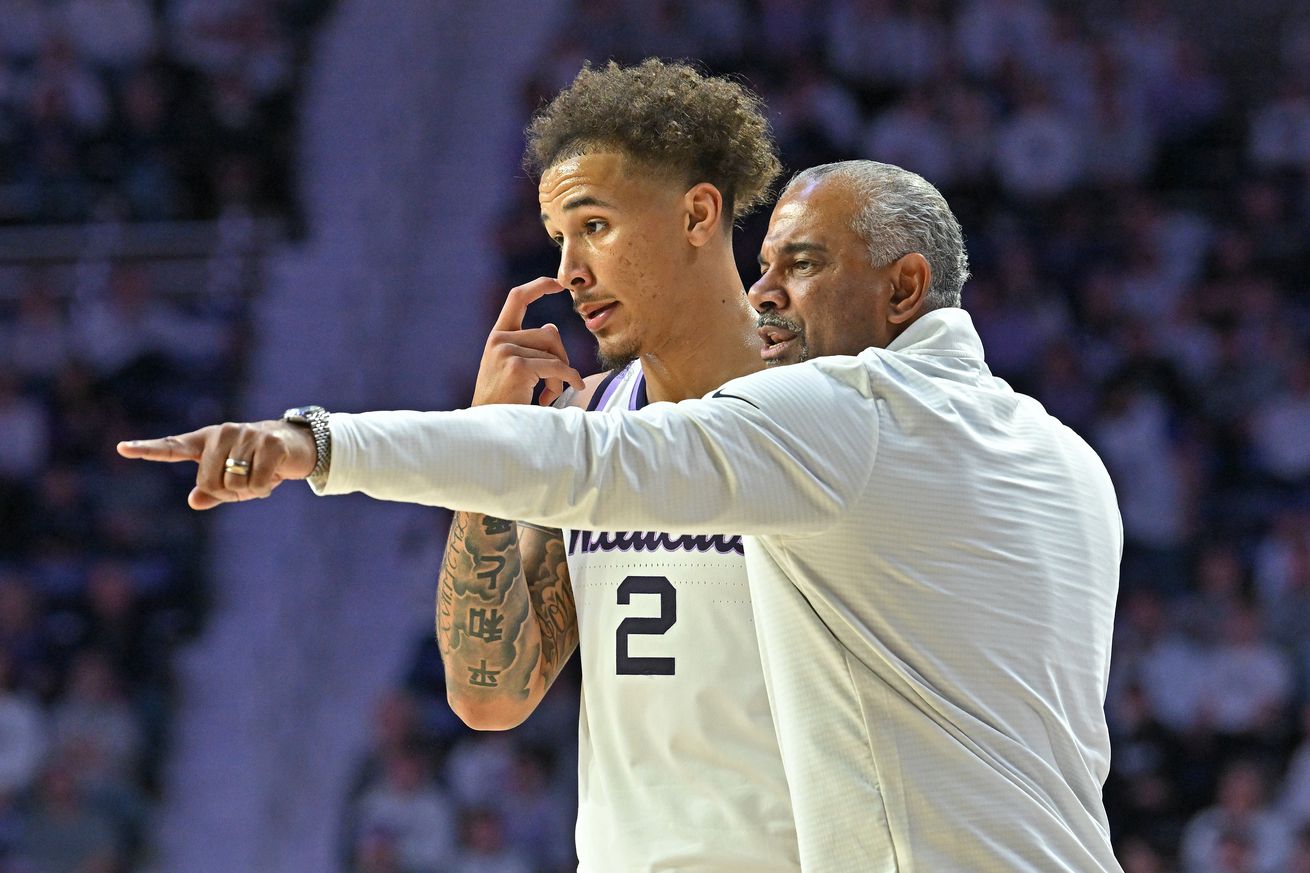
{"left": 885, "top": 308, "right": 986, "bottom": 362}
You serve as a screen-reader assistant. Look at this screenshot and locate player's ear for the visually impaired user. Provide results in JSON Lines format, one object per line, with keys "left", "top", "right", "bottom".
{"left": 888, "top": 253, "right": 930, "bottom": 324}
{"left": 684, "top": 182, "right": 724, "bottom": 247}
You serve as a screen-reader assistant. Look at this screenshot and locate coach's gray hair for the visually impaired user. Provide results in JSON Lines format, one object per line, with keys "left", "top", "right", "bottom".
{"left": 781, "top": 161, "right": 969, "bottom": 310}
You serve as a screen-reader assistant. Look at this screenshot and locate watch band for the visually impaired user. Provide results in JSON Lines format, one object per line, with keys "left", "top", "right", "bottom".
{"left": 282, "top": 405, "right": 332, "bottom": 483}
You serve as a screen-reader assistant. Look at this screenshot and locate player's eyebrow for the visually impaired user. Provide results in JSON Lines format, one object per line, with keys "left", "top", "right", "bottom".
{"left": 541, "top": 195, "right": 616, "bottom": 223}
{"left": 758, "top": 241, "right": 828, "bottom": 268}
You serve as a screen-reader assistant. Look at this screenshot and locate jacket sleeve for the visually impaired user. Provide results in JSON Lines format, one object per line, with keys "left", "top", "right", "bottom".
{"left": 312, "top": 361, "right": 879, "bottom": 537}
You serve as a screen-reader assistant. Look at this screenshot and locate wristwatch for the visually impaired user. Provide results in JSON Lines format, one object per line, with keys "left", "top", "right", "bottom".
{"left": 282, "top": 405, "right": 332, "bottom": 484}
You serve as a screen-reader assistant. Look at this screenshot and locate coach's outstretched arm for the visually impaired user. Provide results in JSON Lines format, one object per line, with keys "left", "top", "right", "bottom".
{"left": 117, "top": 355, "right": 878, "bottom": 538}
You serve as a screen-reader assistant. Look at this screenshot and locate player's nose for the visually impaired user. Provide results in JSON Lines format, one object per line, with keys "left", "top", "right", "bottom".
{"left": 557, "top": 243, "right": 595, "bottom": 292}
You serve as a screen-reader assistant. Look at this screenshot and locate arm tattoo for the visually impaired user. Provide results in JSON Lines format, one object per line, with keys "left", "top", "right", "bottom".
{"left": 519, "top": 527, "right": 579, "bottom": 682}
{"left": 436, "top": 513, "right": 577, "bottom": 706}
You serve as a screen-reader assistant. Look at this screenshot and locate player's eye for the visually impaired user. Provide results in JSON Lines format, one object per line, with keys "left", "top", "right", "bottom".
{"left": 792, "top": 260, "right": 813, "bottom": 273}
{"left": 549, "top": 234, "right": 563, "bottom": 248}
{"left": 584, "top": 219, "right": 607, "bottom": 235}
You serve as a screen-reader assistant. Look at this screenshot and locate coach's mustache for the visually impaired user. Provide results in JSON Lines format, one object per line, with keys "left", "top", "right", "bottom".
{"left": 756, "top": 313, "right": 804, "bottom": 335}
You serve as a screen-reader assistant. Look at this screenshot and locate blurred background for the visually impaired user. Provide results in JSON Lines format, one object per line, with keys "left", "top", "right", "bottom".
{"left": 0, "top": 0, "right": 1308, "bottom": 871}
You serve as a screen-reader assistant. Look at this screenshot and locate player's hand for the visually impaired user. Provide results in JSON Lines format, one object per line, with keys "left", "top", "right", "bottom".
{"left": 116, "top": 420, "right": 317, "bottom": 510}
{"left": 473, "top": 277, "right": 584, "bottom": 408}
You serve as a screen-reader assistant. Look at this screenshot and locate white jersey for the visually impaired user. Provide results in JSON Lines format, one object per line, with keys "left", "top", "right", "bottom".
{"left": 317, "top": 308, "right": 1124, "bottom": 873}
{"left": 562, "top": 361, "right": 798, "bottom": 873}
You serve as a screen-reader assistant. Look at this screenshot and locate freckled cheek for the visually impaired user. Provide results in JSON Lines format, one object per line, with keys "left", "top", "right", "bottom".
{"left": 616, "top": 237, "right": 664, "bottom": 307}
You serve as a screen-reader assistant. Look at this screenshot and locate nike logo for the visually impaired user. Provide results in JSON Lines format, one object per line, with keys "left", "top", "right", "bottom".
{"left": 711, "top": 390, "right": 760, "bottom": 409}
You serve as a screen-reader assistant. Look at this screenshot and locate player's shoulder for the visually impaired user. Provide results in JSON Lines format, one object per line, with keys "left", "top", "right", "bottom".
{"left": 557, "top": 369, "right": 620, "bottom": 410}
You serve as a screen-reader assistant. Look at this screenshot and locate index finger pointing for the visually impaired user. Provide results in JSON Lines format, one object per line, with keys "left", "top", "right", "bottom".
{"left": 492, "top": 277, "right": 568, "bottom": 332}
{"left": 116, "top": 431, "right": 207, "bottom": 463}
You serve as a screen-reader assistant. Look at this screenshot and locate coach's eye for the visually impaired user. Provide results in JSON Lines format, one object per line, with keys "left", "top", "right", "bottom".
{"left": 550, "top": 234, "right": 563, "bottom": 248}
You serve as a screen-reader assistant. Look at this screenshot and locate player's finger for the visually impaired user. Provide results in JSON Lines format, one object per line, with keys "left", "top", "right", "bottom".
{"left": 515, "top": 325, "right": 578, "bottom": 382}
{"left": 491, "top": 277, "right": 568, "bottom": 333}
{"left": 540, "top": 377, "right": 563, "bottom": 407}
{"left": 525, "top": 358, "right": 584, "bottom": 392}
{"left": 507, "top": 323, "right": 571, "bottom": 360}
{"left": 117, "top": 430, "right": 208, "bottom": 462}
{"left": 494, "top": 342, "right": 565, "bottom": 362}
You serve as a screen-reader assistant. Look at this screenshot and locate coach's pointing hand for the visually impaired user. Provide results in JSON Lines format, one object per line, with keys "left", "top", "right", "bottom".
{"left": 474, "top": 277, "right": 584, "bottom": 408}
{"left": 116, "top": 420, "right": 317, "bottom": 510}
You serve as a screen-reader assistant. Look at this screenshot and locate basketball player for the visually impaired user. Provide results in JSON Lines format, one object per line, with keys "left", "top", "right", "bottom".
{"left": 120, "top": 161, "right": 1125, "bottom": 872}
{"left": 433, "top": 59, "right": 799, "bottom": 872}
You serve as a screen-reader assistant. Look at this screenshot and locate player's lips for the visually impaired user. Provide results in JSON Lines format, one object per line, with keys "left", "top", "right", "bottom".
{"left": 578, "top": 300, "right": 620, "bottom": 332}
{"left": 758, "top": 324, "right": 798, "bottom": 361}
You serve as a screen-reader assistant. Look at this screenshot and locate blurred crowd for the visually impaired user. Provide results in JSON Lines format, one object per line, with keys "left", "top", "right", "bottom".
{"left": 0, "top": 252, "right": 254, "bottom": 872}
{"left": 0, "top": 0, "right": 332, "bottom": 226}
{"left": 0, "top": 3, "right": 321, "bottom": 869}
{"left": 349, "top": 2, "right": 1310, "bottom": 873}
{"left": 0, "top": 242, "right": 271, "bottom": 872}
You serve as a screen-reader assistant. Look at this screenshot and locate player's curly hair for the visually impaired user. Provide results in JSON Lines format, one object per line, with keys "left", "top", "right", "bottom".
{"left": 524, "top": 59, "right": 781, "bottom": 221}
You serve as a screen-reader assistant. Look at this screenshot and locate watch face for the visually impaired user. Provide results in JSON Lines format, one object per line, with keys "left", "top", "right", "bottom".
{"left": 284, "top": 406, "right": 314, "bottom": 421}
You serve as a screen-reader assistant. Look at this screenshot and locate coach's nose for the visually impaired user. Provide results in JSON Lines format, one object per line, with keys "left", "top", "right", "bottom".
{"left": 557, "top": 241, "right": 595, "bottom": 292}
{"left": 748, "top": 268, "right": 789, "bottom": 314}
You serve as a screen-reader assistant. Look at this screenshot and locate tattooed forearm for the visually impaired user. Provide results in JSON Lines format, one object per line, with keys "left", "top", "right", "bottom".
{"left": 436, "top": 513, "right": 576, "bottom": 719}
{"left": 521, "top": 531, "right": 578, "bottom": 679}
{"left": 437, "top": 512, "right": 537, "bottom": 697}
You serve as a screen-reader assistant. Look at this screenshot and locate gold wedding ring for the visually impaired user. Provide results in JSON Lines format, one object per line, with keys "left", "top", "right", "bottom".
{"left": 224, "top": 457, "right": 252, "bottom": 476}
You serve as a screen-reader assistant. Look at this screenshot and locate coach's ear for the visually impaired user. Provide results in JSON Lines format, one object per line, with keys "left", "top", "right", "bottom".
{"left": 684, "top": 182, "right": 725, "bottom": 247}
{"left": 888, "top": 253, "right": 930, "bottom": 325}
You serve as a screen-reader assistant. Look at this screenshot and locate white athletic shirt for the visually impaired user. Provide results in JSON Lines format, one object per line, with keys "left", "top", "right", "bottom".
{"left": 314, "top": 309, "right": 1125, "bottom": 873}
{"left": 562, "top": 361, "right": 798, "bottom": 872}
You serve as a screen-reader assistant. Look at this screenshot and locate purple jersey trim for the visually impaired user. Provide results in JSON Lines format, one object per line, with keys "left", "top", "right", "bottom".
{"left": 594, "top": 364, "right": 628, "bottom": 411}
{"left": 629, "top": 372, "right": 649, "bottom": 410}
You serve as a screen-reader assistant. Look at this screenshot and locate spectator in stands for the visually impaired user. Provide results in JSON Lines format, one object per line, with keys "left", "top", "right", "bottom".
{"left": 862, "top": 88, "right": 955, "bottom": 187}
{"left": 1198, "top": 605, "right": 1294, "bottom": 750}
{"left": 0, "top": 370, "right": 48, "bottom": 479}
{"left": 0, "top": 0, "right": 50, "bottom": 61}
{"left": 56, "top": 0, "right": 156, "bottom": 72}
{"left": 444, "top": 733, "right": 515, "bottom": 812}
{"left": 1119, "top": 836, "right": 1172, "bottom": 873}
{"left": 952, "top": 0, "right": 1053, "bottom": 79}
{"left": 1181, "top": 760, "right": 1292, "bottom": 873}
{"left": 1249, "top": 353, "right": 1310, "bottom": 486}
{"left": 450, "top": 807, "right": 531, "bottom": 873}
{"left": 1248, "top": 78, "right": 1310, "bottom": 172}
{"left": 346, "top": 690, "right": 426, "bottom": 807}
{"left": 993, "top": 84, "right": 1086, "bottom": 199}
{"left": 50, "top": 650, "right": 144, "bottom": 787}
{"left": 17, "top": 757, "right": 123, "bottom": 873}
{"left": 1281, "top": 705, "right": 1310, "bottom": 831}
{"left": 351, "top": 825, "right": 405, "bottom": 873}
{"left": 500, "top": 748, "right": 573, "bottom": 873}
{"left": 0, "top": 649, "right": 46, "bottom": 799}
{"left": 1094, "top": 377, "right": 1192, "bottom": 595}
{"left": 4, "top": 271, "right": 72, "bottom": 383}
{"left": 353, "top": 744, "right": 457, "bottom": 873}
{"left": 1290, "top": 827, "right": 1310, "bottom": 873}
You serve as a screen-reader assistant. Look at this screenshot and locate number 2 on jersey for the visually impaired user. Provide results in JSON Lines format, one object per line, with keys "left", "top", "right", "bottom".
{"left": 615, "top": 575, "right": 676, "bottom": 675}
